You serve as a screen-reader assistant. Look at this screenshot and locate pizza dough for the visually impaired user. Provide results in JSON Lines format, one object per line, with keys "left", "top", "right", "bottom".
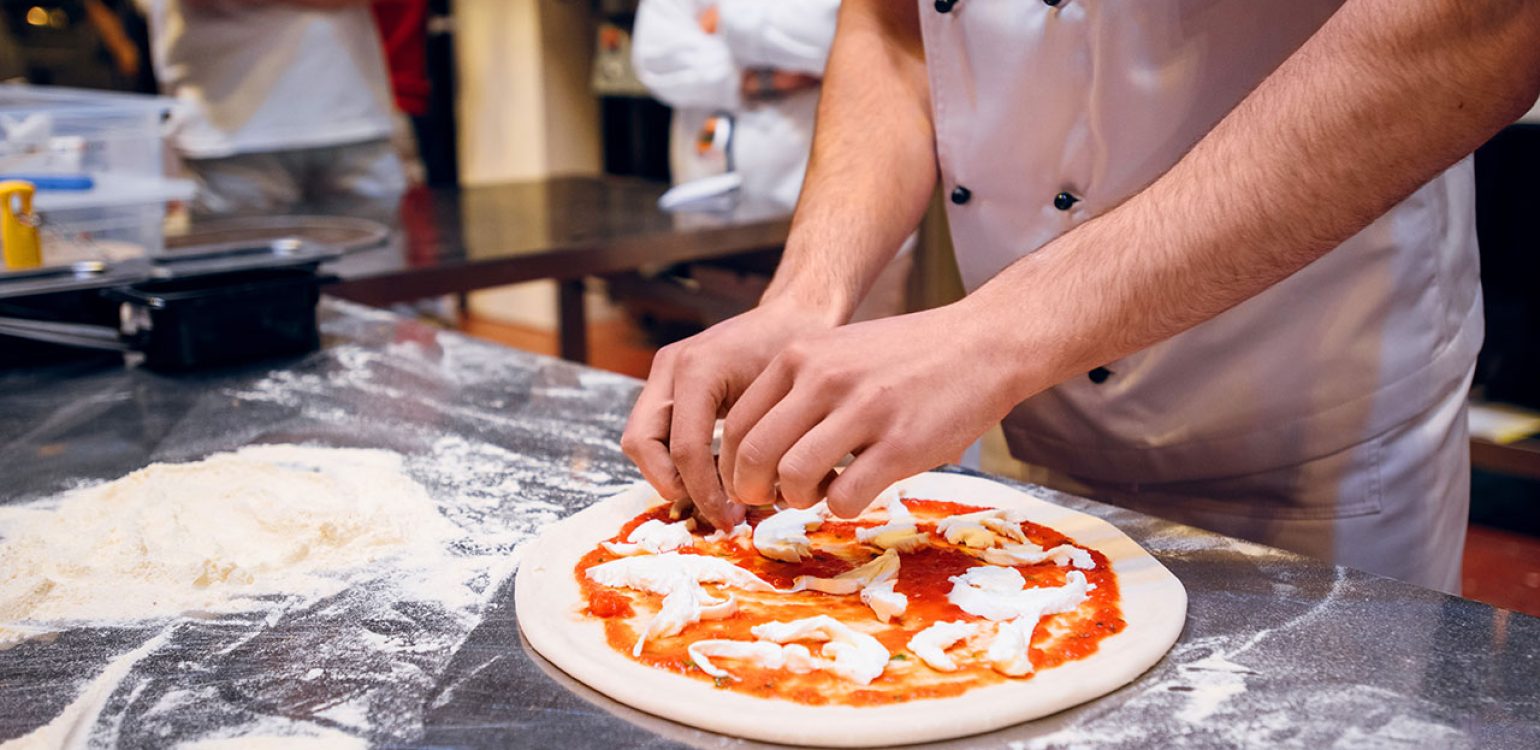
{"left": 516, "top": 472, "right": 1187, "bottom": 747}
{"left": 0, "top": 444, "right": 460, "bottom": 624}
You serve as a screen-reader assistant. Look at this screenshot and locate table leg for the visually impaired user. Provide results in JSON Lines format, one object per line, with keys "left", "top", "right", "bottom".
{"left": 558, "top": 278, "right": 589, "bottom": 363}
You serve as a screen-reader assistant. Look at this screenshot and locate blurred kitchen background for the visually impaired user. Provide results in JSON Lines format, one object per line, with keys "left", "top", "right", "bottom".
{"left": 1, "top": 0, "right": 1537, "bottom": 614}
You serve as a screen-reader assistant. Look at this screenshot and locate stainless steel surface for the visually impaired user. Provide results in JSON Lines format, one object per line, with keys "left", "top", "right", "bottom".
{"left": 0, "top": 299, "right": 1536, "bottom": 749}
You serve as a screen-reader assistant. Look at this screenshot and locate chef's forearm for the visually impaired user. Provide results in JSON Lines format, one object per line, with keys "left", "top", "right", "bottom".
{"left": 965, "top": 0, "right": 1540, "bottom": 399}
{"left": 760, "top": 0, "right": 935, "bottom": 324}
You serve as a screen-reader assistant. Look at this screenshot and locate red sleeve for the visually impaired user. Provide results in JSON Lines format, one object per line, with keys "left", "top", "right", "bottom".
{"left": 372, "top": 0, "right": 432, "bottom": 116}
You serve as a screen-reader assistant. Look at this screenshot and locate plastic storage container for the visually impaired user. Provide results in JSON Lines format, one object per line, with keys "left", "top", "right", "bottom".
{"left": 0, "top": 85, "right": 193, "bottom": 265}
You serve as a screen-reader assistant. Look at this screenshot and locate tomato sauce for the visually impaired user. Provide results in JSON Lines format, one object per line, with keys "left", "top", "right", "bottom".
{"left": 574, "top": 498, "right": 1126, "bottom": 705}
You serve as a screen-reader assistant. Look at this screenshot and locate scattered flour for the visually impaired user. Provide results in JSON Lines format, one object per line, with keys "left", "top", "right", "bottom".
{"left": 174, "top": 724, "right": 366, "bottom": 750}
{"left": 0, "top": 441, "right": 556, "bottom": 747}
{"left": 0, "top": 623, "right": 57, "bottom": 651}
{"left": 0, "top": 445, "right": 462, "bottom": 623}
{"left": 1172, "top": 653, "right": 1252, "bottom": 724}
{"left": 177, "top": 735, "right": 364, "bottom": 750}
{"left": 1, "top": 628, "right": 175, "bottom": 749}
{"left": 1, "top": 311, "right": 643, "bottom": 747}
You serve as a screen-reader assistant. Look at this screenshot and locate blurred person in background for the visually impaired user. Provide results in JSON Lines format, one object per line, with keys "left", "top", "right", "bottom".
{"left": 632, "top": 0, "right": 832, "bottom": 209}
{"left": 137, "top": 0, "right": 406, "bottom": 217}
{"left": 631, "top": 0, "right": 911, "bottom": 320}
{"left": 370, "top": 0, "right": 429, "bottom": 187}
{"left": 0, "top": 11, "right": 22, "bottom": 82}
{"left": 2, "top": 0, "right": 152, "bottom": 91}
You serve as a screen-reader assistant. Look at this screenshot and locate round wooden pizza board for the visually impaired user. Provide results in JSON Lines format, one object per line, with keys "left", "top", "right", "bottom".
{"left": 515, "top": 471, "right": 1188, "bottom": 747}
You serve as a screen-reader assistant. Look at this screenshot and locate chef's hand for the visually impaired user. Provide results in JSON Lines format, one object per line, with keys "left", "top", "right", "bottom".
{"left": 719, "top": 304, "right": 1024, "bottom": 518}
{"left": 621, "top": 300, "right": 839, "bottom": 529}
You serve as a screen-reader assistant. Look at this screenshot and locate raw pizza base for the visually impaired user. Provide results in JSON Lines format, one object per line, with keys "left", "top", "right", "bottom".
{"left": 515, "top": 472, "right": 1187, "bottom": 747}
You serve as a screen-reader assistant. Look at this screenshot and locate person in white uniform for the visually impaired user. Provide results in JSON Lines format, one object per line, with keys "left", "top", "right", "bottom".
{"left": 632, "top": 0, "right": 836, "bottom": 209}
{"left": 632, "top": 0, "right": 913, "bottom": 320}
{"left": 139, "top": 0, "right": 404, "bottom": 217}
{"left": 622, "top": 0, "right": 1540, "bottom": 594}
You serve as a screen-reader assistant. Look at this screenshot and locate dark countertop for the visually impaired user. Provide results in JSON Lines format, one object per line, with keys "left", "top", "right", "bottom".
{"left": 164, "top": 175, "right": 793, "bottom": 307}
{"left": 1, "top": 300, "right": 1536, "bottom": 749}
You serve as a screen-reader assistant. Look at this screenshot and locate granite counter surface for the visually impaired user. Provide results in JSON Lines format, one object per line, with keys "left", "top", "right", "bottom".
{"left": 1, "top": 300, "right": 1535, "bottom": 749}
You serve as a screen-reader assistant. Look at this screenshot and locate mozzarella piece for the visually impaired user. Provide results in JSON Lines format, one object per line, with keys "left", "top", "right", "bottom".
{"left": 638, "top": 582, "right": 737, "bottom": 656}
{"left": 860, "top": 580, "right": 909, "bottom": 623}
{"left": 791, "top": 550, "right": 908, "bottom": 622}
{"left": 981, "top": 541, "right": 1096, "bottom": 570}
{"left": 855, "top": 494, "right": 912, "bottom": 536}
{"left": 858, "top": 485, "right": 905, "bottom": 519}
{"left": 792, "top": 548, "right": 900, "bottom": 595}
{"left": 688, "top": 615, "right": 891, "bottom": 684}
{"left": 585, "top": 552, "right": 777, "bottom": 595}
{"left": 698, "top": 591, "right": 738, "bottom": 620}
{"left": 750, "top": 615, "right": 891, "bottom": 684}
{"left": 752, "top": 504, "right": 827, "bottom": 562}
{"left": 855, "top": 496, "right": 931, "bottom": 552}
{"left": 906, "top": 620, "right": 983, "bottom": 672}
{"left": 985, "top": 617, "right": 1037, "bottom": 676}
{"left": 601, "top": 519, "right": 696, "bottom": 556}
{"left": 688, "top": 640, "right": 818, "bottom": 679}
{"left": 586, "top": 552, "right": 777, "bottom": 656}
{"left": 948, "top": 566, "right": 1092, "bottom": 622}
{"left": 863, "top": 527, "right": 930, "bottom": 552}
{"left": 944, "top": 566, "right": 1092, "bottom": 677}
{"left": 935, "top": 509, "right": 1028, "bottom": 548}
{"left": 702, "top": 521, "right": 753, "bottom": 550}
{"left": 950, "top": 565, "right": 1029, "bottom": 597}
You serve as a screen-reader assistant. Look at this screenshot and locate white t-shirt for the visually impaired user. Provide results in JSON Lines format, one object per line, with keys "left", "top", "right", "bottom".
{"left": 141, "top": 0, "right": 395, "bottom": 159}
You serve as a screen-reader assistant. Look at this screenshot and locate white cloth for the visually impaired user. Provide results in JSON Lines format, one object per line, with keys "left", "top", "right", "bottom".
{"left": 140, "top": 0, "right": 396, "bottom": 159}
{"left": 632, "top": 0, "right": 839, "bottom": 209}
{"left": 920, "top": 0, "right": 1480, "bottom": 480}
{"left": 1032, "top": 368, "right": 1473, "bottom": 594}
{"left": 919, "top": 0, "right": 1480, "bottom": 585}
{"left": 184, "top": 138, "right": 404, "bottom": 219}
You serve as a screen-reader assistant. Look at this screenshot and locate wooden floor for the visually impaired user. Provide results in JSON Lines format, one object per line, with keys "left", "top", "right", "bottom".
{"left": 459, "top": 313, "right": 657, "bottom": 380}
{"left": 459, "top": 313, "right": 1540, "bottom": 618}
{"left": 1463, "top": 524, "right": 1540, "bottom": 615}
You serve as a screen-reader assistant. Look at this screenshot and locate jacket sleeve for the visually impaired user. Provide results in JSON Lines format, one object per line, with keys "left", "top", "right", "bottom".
{"left": 715, "top": 0, "right": 840, "bottom": 75}
{"left": 631, "top": 0, "right": 743, "bottom": 111}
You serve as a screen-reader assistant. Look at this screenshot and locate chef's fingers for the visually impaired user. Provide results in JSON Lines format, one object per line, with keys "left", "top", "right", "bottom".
{"left": 824, "top": 442, "right": 906, "bottom": 518}
{"left": 775, "top": 410, "right": 866, "bottom": 510}
{"left": 668, "top": 364, "right": 744, "bottom": 529}
{"left": 620, "top": 347, "right": 687, "bottom": 501}
{"left": 719, "top": 359, "right": 794, "bottom": 505}
{"left": 728, "top": 382, "right": 832, "bottom": 508}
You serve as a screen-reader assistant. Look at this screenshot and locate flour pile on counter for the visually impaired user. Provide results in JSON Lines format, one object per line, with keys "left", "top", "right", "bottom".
{"left": 0, "top": 444, "right": 462, "bottom": 624}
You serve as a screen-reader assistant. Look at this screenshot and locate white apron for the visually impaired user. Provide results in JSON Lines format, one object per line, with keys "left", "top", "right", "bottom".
{"left": 919, "top": 0, "right": 1482, "bottom": 592}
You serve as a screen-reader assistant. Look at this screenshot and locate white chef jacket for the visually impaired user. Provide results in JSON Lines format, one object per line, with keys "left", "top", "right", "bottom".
{"left": 632, "top": 0, "right": 839, "bottom": 209}
{"left": 139, "top": 0, "right": 395, "bottom": 159}
{"left": 920, "top": 0, "right": 1483, "bottom": 487}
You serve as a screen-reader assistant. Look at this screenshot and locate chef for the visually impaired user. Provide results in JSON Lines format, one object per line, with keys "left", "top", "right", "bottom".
{"left": 631, "top": 0, "right": 913, "bottom": 319}
{"left": 631, "top": 0, "right": 835, "bottom": 209}
{"left": 622, "top": 0, "right": 1540, "bottom": 594}
{"left": 138, "top": 0, "right": 404, "bottom": 217}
